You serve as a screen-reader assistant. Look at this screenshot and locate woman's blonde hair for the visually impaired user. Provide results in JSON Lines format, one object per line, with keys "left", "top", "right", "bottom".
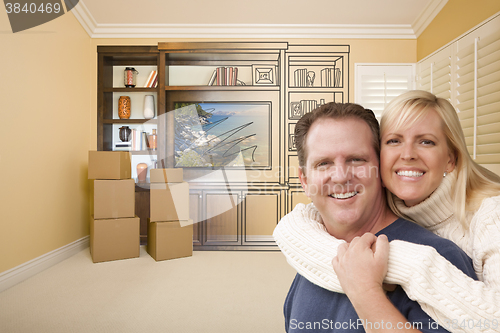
{"left": 381, "top": 90, "right": 500, "bottom": 227}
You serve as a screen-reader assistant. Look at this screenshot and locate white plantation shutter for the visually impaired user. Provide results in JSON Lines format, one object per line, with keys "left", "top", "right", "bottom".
{"left": 416, "top": 61, "right": 431, "bottom": 92}
{"left": 456, "top": 41, "right": 477, "bottom": 158}
{"left": 416, "top": 13, "right": 500, "bottom": 172}
{"left": 355, "top": 64, "right": 415, "bottom": 119}
{"left": 432, "top": 55, "right": 452, "bottom": 100}
{"left": 454, "top": 17, "right": 500, "bottom": 164}
{"left": 417, "top": 45, "right": 452, "bottom": 101}
{"left": 475, "top": 30, "right": 500, "bottom": 163}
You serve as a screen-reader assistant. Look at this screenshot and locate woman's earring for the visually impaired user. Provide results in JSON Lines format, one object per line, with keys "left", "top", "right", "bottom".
{"left": 443, "top": 171, "right": 448, "bottom": 177}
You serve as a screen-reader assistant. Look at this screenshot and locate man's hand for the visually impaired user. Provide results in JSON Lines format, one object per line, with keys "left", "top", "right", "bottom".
{"left": 332, "top": 234, "right": 422, "bottom": 333}
{"left": 332, "top": 233, "right": 390, "bottom": 300}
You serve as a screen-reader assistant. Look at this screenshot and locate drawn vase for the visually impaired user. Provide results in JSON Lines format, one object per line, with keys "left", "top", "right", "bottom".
{"left": 143, "top": 95, "right": 155, "bottom": 119}
{"left": 118, "top": 96, "right": 131, "bottom": 119}
{"left": 119, "top": 126, "right": 131, "bottom": 142}
{"left": 137, "top": 163, "right": 148, "bottom": 182}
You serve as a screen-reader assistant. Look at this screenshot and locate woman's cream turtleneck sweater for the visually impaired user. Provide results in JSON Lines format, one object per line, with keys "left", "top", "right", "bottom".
{"left": 273, "top": 171, "right": 500, "bottom": 333}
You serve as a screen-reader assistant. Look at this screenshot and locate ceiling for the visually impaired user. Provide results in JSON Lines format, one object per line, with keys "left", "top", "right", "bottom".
{"left": 71, "top": 0, "right": 448, "bottom": 39}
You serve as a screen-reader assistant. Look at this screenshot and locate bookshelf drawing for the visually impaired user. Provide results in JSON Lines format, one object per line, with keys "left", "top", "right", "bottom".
{"left": 285, "top": 45, "right": 349, "bottom": 192}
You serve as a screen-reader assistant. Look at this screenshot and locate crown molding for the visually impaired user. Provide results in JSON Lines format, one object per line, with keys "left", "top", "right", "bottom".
{"left": 71, "top": 1, "right": 420, "bottom": 39}
{"left": 70, "top": 0, "right": 98, "bottom": 36}
{"left": 84, "top": 23, "right": 416, "bottom": 39}
{"left": 412, "top": 0, "right": 449, "bottom": 38}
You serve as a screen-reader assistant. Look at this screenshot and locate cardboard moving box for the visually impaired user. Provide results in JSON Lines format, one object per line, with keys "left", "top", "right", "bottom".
{"left": 147, "top": 219, "right": 193, "bottom": 261}
{"left": 90, "top": 216, "right": 140, "bottom": 263}
{"left": 92, "top": 179, "right": 135, "bottom": 219}
{"left": 150, "top": 168, "right": 183, "bottom": 183}
{"left": 150, "top": 182, "right": 189, "bottom": 222}
{"left": 88, "top": 151, "right": 131, "bottom": 180}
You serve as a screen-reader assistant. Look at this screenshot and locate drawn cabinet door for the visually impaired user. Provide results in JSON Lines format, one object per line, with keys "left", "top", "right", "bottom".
{"left": 287, "top": 187, "right": 311, "bottom": 213}
{"left": 243, "top": 190, "right": 281, "bottom": 245}
{"left": 203, "top": 191, "right": 241, "bottom": 245}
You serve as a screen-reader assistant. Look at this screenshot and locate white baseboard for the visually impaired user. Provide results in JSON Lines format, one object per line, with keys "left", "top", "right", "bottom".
{"left": 0, "top": 236, "right": 89, "bottom": 293}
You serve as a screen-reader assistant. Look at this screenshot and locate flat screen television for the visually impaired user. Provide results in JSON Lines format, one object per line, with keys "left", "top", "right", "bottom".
{"left": 173, "top": 102, "right": 271, "bottom": 169}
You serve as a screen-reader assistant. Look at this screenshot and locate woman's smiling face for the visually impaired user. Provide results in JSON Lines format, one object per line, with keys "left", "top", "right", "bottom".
{"left": 380, "top": 109, "right": 456, "bottom": 207}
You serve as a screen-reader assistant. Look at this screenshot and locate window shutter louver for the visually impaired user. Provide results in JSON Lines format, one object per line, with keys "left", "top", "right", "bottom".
{"left": 456, "top": 42, "right": 476, "bottom": 157}
{"left": 359, "top": 74, "right": 387, "bottom": 115}
{"left": 432, "top": 56, "right": 452, "bottom": 100}
{"left": 355, "top": 65, "right": 415, "bottom": 119}
{"left": 416, "top": 62, "right": 431, "bottom": 92}
{"left": 474, "top": 29, "right": 500, "bottom": 163}
{"left": 417, "top": 46, "right": 452, "bottom": 102}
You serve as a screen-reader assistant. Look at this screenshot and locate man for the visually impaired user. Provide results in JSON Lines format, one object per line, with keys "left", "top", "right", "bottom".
{"left": 281, "top": 102, "right": 476, "bottom": 333}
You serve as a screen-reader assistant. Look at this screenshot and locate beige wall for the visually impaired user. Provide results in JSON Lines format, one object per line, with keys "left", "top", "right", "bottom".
{"left": 417, "top": 0, "right": 500, "bottom": 60}
{"left": 0, "top": 13, "right": 91, "bottom": 273}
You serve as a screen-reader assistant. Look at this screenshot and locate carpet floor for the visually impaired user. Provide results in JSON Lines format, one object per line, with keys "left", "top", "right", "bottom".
{"left": 0, "top": 246, "right": 296, "bottom": 333}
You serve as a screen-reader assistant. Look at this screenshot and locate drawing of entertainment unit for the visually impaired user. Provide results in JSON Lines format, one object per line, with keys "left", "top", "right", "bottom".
{"left": 97, "top": 42, "right": 349, "bottom": 249}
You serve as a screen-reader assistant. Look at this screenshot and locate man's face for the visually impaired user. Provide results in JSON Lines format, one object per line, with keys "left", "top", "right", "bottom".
{"left": 298, "top": 117, "right": 386, "bottom": 239}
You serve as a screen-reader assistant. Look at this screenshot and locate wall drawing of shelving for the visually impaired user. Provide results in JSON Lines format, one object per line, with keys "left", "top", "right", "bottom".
{"left": 285, "top": 45, "right": 350, "bottom": 185}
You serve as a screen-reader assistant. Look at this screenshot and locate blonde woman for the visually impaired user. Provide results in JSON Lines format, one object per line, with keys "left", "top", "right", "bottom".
{"left": 274, "top": 90, "right": 500, "bottom": 333}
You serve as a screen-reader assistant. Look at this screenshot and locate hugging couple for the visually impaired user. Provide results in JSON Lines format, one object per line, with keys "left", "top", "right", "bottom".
{"left": 276, "top": 90, "right": 500, "bottom": 333}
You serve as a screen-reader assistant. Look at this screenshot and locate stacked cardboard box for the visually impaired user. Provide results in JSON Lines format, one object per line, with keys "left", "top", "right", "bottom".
{"left": 88, "top": 151, "right": 140, "bottom": 263}
{"left": 148, "top": 168, "right": 193, "bottom": 261}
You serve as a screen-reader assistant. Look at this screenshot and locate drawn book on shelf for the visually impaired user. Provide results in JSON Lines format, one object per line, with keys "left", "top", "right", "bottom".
{"left": 208, "top": 67, "right": 238, "bottom": 86}
{"left": 320, "top": 67, "right": 341, "bottom": 87}
{"left": 294, "top": 68, "right": 307, "bottom": 87}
